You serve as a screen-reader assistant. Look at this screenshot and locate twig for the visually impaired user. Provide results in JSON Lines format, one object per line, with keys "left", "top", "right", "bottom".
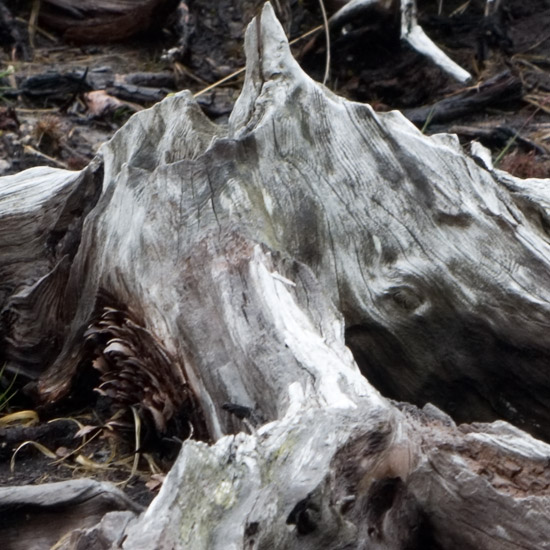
{"left": 318, "top": 0, "right": 331, "bottom": 86}
{"left": 23, "top": 145, "right": 68, "bottom": 168}
{"left": 420, "top": 105, "right": 436, "bottom": 134}
{"left": 16, "top": 15, "right": 57, "bottom": 43}
{"left": 494, "top": 107, "right": 540, "bottom": 166}
{"left": 450, "top": 0, "right": 471, "bottom": 17}
{"left": 116, "top": 406, "right": 141, "bottom": 488}
{"left": 28, "top": 0, "right": 41, "bottom": 51}
{"left": 194, "top": 25, "right": 323, "bottom": 98}
{"left": 193, "top": 68, "right": 245, "bottom": 99}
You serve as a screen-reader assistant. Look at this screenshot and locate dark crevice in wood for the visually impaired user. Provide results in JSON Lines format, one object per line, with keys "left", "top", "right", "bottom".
{"left": 346, "top": 314, "right": 550, "bottom": 443}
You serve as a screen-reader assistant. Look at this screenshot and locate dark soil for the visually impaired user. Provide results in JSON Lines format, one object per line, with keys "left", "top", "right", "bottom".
{"left": 0, "top": 412, "right": 163, "bottom": 506}
{"left": 1, "top": 0, "right": 550, "bottom": 504}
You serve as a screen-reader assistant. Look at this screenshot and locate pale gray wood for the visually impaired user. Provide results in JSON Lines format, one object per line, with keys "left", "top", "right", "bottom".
{"left": 0, "top": 479, "right": 142, "bottom": 550}
{"left": 1, "top": 3, "right": 550, "bottom": 549}
{"left": 329, "top": 0, "right": 471, "bottom": 82}
{"left": 400, "top": 0, "right": 471, "bottom": 82}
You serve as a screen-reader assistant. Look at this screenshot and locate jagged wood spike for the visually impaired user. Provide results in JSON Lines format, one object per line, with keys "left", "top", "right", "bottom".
{"left": 0, "top": 3, "right": 549, "bottom": 549}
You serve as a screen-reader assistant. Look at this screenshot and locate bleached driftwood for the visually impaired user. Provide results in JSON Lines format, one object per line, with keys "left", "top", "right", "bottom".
{"left": 330, "top": 0, "right": 471, "bottom": 82}
{"left": 1, "top": 3, "right": 550, "bottom": 549}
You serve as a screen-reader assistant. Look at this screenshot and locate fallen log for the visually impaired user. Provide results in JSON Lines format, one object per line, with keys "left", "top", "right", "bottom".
{"left": 0, "top": 480, "right": 142, "bottom": 550}
{"left": 403, "top": 71, "right": 523, "bottom": 126}
{"left": 38, "top": 0, "right": 181, "bottom": 43}
{"left": 1, "top": 3, "right": 550, "bottom": 549}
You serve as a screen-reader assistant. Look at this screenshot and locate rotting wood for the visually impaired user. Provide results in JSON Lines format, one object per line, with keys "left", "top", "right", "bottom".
{"left": 38, "top": 0, "right": 181, "bottom": 43}
{"left": 1, "top": 3, "right": 550, "bottom": 549}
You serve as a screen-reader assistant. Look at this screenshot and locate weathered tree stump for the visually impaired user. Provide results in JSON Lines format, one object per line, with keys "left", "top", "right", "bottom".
{"left": 1, "top": 3, "right": 550, "bottom": 549}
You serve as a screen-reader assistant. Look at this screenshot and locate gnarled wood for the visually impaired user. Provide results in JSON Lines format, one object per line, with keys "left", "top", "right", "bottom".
{"left": 1, "top": 3, "right": 550, "bottom": 549}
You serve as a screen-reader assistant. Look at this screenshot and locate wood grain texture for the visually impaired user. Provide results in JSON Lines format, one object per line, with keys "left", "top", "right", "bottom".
{"left": 1, "top": 3, "right": 550, "bottom": 549}
{"left": 0, "top": 479, "right": 142, "bottom": 550}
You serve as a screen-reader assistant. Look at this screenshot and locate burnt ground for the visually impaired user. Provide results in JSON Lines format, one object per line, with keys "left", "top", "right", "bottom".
{"left": 0, "top": 398, "right": 175, "bottom": 506}
{"left": 1, "top": 0, "right": 550, "bottom": 505}
{"left": 0, "top": 418, "right": 158, "bottom": 506}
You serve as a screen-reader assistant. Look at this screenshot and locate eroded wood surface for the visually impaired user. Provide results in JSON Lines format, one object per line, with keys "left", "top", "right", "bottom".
{"left": 1, "top": 3, "right": 550, "bottom": 549}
